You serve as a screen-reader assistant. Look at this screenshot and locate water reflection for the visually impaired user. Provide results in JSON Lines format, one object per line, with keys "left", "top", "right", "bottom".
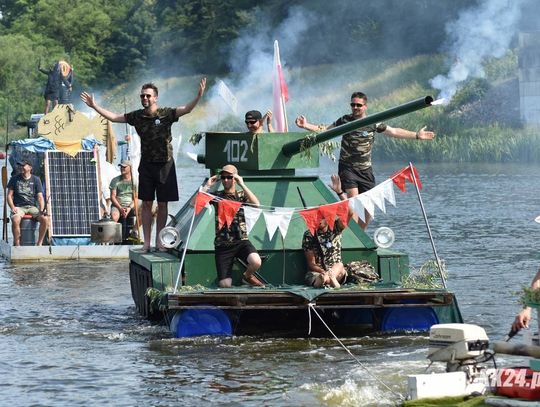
{"left": 1, "top": 162, "right": 540, "bottom": 405}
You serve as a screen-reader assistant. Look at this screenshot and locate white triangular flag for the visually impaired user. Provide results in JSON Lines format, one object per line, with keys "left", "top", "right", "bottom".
{"left": 243, "top": 206, "right": 262, "bottom": 234}
{"left": 263, "top": 208, "right": 294, "bottom": 240}
{"left": 367, "top": 183, "right": 386, "bottom": 213}
{"left": 380, "top": 179, "right": 396, "bottom": 207}
{"left": 348, "top": 195, "right": 366, "bottom": 223}
{"left": 217, "top": 80, "right": 238, "bottom": 114}
{"left": 359, "top": 193, "right": 375, "bottom": 219}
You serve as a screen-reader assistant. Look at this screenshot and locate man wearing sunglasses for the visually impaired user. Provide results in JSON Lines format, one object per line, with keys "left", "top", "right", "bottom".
{"left": 202, "top": 164, "right": 263, "bottom": 287}
{"left": 244, "top": 110, "right": 274, "bottom": 134}
{"left": 81, "top": 77, "right": 206, "bottom": 252}
{"left": 295, "top": 91, "right": 435, "bottom": 230}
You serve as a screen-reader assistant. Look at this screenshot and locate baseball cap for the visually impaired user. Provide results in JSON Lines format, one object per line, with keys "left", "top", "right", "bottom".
{"left": 245, "top": 110, "right": 262, "bottom": 121}
{"left": 119, "top": 160, "right": 132, "bottom": 167}
{"left": 219, "top": 164, "right": 238, "bottom": 175}
{"left": 17, "top": 160, "right": 32, "bottom": 167}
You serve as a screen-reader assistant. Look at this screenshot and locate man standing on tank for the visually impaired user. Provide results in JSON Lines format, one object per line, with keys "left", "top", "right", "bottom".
{"left": 81, "top": 78, "right": 206, "bottom": 252}
{"left": 295, "top": 91, "right": 435, "bottom": 230}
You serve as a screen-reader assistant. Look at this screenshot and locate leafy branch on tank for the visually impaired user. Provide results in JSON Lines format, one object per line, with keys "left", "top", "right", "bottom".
{"left": 519, "top": 286, "right": 540, "bottom": 308}
{"left": 298, "top": 132, "right": 338, "bottom": 161}
{"left": 146, "top": 287, "right": 165, "bottom": 313}
{"left": 402, "top": 259, "right": 447, "bottom": 289}
{"left": 189, "top": 132, "right": 204, "bottom": 145}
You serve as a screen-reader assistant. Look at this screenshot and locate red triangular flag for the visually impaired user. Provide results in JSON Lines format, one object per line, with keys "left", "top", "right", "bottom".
{"left": 412, "top": 165, "right": 422, "bottom": 190}
{"left": 299, "top": 207, "right": 322, "bottom": 236}
{"left": 319, "top": 203, "right": 339, "bottom": 231}
{"left": 391, "top": 165, "right": 422, "bottom": 192}
{"left": 217, "top": 199, "right": 242, "bottom": 230}
{"left": 194, "top": 191, "right": 214, "bottom": 215}
{"left": 334, "top": 200, "right": 350, "bottom": 229}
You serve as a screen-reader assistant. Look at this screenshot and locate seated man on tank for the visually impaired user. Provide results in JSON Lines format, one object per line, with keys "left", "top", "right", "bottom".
{"left": 6, "top": 160, "right": 48, "bottom": 246}
{"left": 302, "top": 175, "right": 349, "bottom": 288}
{"left": 244, "top": 110, "right": 274, "bottom": 134}
{"left": 109, "top": 160, "right": 137, "bottom": 223}
{"left": 201, "top": 164, "right": 263, "bottom": 288}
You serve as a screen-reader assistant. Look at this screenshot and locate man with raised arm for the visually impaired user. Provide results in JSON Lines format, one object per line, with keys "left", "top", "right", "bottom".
{"left": 296, "top": 91, "right": 435, "bottom": 230}
{"left": 244, "top": 110, "right": 274, "bottom": 134}
{"left": 81, "top": 78, "right": 206, "bottom": 252}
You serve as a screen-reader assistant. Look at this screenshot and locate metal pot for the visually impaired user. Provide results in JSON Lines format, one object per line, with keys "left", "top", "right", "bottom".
{"left": 91, "top": 217, "right": 122, "bottom": 244}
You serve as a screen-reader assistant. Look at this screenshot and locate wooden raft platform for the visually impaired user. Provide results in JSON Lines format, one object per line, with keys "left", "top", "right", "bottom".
{"left": 166, "top": 288, "right": 454, "bottom": 310}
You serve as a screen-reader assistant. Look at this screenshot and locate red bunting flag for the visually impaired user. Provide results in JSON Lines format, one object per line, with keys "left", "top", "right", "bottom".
{"left": 334, "top": 200, "right": 350, "bottom": 229}
{"left": 299, "top": 207, "right": 322, "bottom": 236}
{"left": 217, "top": 199, "right": 242, "bottom": 230}
{"left": 319, "top": 204, "right": 336, "bottom": 231}
{"left": 391, "top": 165, "right": 422, "bottom": 192}
{"left": 319, "top": 200, "right": 351, "bottom": 231}
{"left": 194, "top": 191, "right": 214, "bottom": 215}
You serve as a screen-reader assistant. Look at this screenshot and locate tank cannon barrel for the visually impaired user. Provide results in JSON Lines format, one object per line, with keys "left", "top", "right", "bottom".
{"left": 281, "top": 95, "right": 434, "bottom": 157}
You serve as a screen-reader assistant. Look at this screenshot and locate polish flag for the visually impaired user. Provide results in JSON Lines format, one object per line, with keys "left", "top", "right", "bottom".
{"left": 272, "top": 40, "right": 289, "bottom": 132}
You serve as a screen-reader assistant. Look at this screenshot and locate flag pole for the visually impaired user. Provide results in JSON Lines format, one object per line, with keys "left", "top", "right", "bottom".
{"left": 409, "top": 162, "right": 447, "bottom": 289}
{"left": 173, "top": 204, "right": 197, "bottom": 294}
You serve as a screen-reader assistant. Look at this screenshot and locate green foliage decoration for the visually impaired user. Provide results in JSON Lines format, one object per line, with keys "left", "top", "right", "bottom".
{"left": 520, "top": 286, "right": 540, "bottom": 308}
{"left": 402, "top": 259, "right": 447, "bottom": 289}
{"left": 145, "top": 287, "right": 164, "bottom": 313}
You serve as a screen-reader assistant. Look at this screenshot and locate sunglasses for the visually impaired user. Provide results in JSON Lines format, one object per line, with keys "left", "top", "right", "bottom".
{"left": 140, "top": 94, "right": 153, "bottom": 99}
{"left": 350, "top": 103, "right": 365, "bottom": 108}
{"left": 220, "top": 175, "right": 234, "bottom": 180}
{"left": 245, "top": 120, "right": 258, "bottom": 125}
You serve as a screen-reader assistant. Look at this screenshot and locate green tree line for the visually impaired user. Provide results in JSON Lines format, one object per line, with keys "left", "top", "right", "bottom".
{"left": 0, "top": 0, "right": 474, "bottom": 126}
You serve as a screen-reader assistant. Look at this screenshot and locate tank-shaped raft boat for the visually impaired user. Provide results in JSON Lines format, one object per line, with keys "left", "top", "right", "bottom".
{"left": 128, "top": 96, "right": 463, "bottom": 337}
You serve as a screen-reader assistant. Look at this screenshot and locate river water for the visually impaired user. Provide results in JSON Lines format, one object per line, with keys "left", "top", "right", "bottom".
{"left": 1, "top": 158, "right": 539, "bottom": 406}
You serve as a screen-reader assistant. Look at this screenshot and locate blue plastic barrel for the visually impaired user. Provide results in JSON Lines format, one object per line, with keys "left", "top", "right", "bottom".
{"left": 381, "top": 307, "right": 439, "bottom": 332}
{"left": 175, "top": 308, "right": 232, "bottom": 338}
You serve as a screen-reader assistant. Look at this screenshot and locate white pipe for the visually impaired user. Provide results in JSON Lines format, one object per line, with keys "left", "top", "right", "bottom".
{"left": 172, "top": 207, "right": 197, "bottom": 294}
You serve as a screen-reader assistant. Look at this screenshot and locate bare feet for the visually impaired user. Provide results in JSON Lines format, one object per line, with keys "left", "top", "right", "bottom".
{"left": 330, "top": 275, "right": 341, "bottom": 288}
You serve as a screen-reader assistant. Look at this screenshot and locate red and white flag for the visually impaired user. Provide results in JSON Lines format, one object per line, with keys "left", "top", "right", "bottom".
{"left": 272, "top": 40, "right": 289, "bottom": 132}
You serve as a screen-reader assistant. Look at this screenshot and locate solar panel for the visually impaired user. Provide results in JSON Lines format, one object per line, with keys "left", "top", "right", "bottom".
{"left": 45, "top": 150, "right": 101, "bottom": 236}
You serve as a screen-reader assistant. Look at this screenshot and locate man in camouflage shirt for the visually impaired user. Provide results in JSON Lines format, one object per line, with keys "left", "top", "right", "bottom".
{"left": 202, "top": 164, "right": 263, "bottom": 288}
{"left": 295, "top": 91, "right": 435, "bottom": 230}
{"left": 81, "top": 78, "right": 206, "bottom": 252}
{"left": 302, "top": 175, "right": 349, "bottom": 288}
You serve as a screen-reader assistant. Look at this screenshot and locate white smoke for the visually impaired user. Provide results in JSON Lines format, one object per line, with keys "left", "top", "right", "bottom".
{"left": 430, "top": 0, "right": 526, "bottom": 102}
{"left": 202, "top": 6, "right": 316, "bottom": 128}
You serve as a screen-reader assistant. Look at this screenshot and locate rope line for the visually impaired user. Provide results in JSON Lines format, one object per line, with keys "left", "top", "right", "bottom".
{"left": 307, "top": 303, "right": 405, "bottom": 401}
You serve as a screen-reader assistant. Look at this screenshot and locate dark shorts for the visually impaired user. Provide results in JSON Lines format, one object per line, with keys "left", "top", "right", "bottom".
{"left": 215, "top": 240, "right": 257, "bottom": 281}
{"left": 44, "top": 90, "right": 59, "bottom": 101}
{"left": 138, "top": 159, "right": 179, "bottom": 202}
{"left": 338, "top": 164, "right": 375, "bottom": 193}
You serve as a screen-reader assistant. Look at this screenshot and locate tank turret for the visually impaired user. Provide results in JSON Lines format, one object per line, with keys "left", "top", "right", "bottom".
{"left": 200, "top": 96, "right": 433, "bottom": 173}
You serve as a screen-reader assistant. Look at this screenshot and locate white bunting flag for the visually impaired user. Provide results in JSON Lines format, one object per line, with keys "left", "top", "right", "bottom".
{"left": 380, "top": 179, "right": 396, "bottom": 207}
{"left": 348, "top": 195, "right": 366, "bottom": 223}
{"left": 243, "top": 206, "right": 262, "bottom": 234}
{"left": 217, "top": 80, "right": 238, "bottom": 114}
{"left": 368, "top": 183, "right": 387, "bottom": 214}
{"left": 359, "top": 193, "right": 375, "bottom": 219}
{"left": 263, "top": 208, "right": 294, "bottom": 240}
